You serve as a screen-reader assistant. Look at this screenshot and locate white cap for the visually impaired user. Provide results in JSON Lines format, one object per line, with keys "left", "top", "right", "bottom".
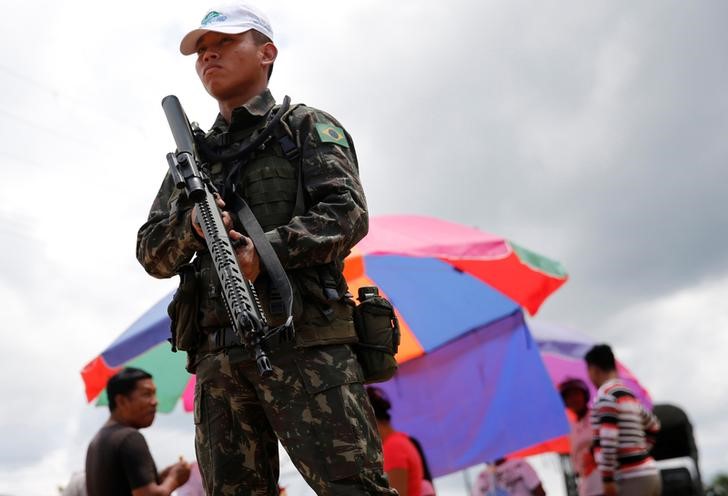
{"left": 180, "top": 4, "right": 274, "bottom": 55}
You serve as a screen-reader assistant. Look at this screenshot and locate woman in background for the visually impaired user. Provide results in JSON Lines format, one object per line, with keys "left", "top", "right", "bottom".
{"left": 367, "top": 387, "right": 425, "bottom": 496}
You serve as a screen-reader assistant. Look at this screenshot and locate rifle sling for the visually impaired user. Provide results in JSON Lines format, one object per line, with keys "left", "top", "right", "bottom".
{"left": 230, "top": 193, "right": 294, "bottom": 322}
{"left": 218, "top": 96, "right": 303, "bottom": 324}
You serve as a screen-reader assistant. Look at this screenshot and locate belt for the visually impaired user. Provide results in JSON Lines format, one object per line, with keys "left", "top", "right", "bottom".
{"left": 197, "top": 326, "right": 243, "bottom": 355}
{"left": 196, "top": 324, "right": 296, "bottom": 359}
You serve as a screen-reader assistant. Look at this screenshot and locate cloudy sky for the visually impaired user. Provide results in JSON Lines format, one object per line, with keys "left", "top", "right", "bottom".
{"left": 1, "top": 0, "right": 726, "bottom": 494}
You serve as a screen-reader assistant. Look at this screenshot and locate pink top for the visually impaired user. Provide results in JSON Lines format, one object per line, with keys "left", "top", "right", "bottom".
{"left": 472, "top": 459, "right": 541, "bottom": 496}
{"left": 569, "top": 413, "right": 603, "bottom": 496}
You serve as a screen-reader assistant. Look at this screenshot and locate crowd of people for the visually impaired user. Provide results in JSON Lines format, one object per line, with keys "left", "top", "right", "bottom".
{"left": 67, "top": 3, "right": 666, "bottom": 496}
{"left": 69, "top": 343, "right": 663, "bottom": 496}
{"left": 560, "top": 344, "right": 662, "bottom": 496}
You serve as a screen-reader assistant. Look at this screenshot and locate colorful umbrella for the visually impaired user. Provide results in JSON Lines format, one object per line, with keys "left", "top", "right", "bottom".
{"left": 81, "top": 215, "right": 570, "bottom": 466}
{"left": 374, "top": 310, "right": 570, "bottom": 477}
{"left": 343, "top": 215, "right": 567, "bottom": 364}
{"left": 508, "top": 320, "right": 653, "bottom": 458}
{"left": 532, "top": 320, "right": 652, "bottom": 408}
{"left": 81, "top": 295, "right": 187, "bottom": 412}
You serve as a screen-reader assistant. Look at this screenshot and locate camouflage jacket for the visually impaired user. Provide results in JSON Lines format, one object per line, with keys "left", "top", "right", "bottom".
{"left": 136, "top": 90, "right": 368, "bottom": 345}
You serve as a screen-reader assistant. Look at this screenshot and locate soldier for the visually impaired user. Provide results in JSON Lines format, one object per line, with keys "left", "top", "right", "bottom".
{"left": 136, "top": 4, "right": 394, "bottom": 495}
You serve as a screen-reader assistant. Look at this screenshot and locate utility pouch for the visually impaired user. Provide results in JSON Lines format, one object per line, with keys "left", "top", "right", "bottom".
{"left": 167, "top": 263, "right": 202, "bottom": 353}
{"left": 352, "top": 287, "right": 400, "bottom": 384}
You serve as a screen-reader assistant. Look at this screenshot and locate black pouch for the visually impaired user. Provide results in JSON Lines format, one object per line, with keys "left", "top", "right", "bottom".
{"left": 167, "top": 263, "right": 202, "bottom": 354}
{"left": 352, "top": 287, "right": 400, "bottom": 384}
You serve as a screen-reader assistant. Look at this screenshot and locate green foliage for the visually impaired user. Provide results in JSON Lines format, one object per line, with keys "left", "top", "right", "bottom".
{"left": 707, "top": 473, "right": 728, "bottom": 496}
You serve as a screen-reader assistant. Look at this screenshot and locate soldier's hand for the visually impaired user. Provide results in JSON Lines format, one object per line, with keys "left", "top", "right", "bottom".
{"left": 190, "top": 194, "right": 233, "bottom": 238}
{"left": 229, "top": 230, "right": 261, "bottom": 281}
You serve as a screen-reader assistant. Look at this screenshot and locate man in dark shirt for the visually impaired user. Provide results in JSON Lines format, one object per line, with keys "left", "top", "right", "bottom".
{"left": 85, "top": 367, "right": 190, "bottom": 496}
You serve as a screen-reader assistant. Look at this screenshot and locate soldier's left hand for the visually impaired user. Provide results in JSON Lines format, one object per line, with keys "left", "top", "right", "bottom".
{"left": 191, "top": 194, "right": 233, "bottom": 239}
{"left": 229, "top": 230, "right": 261, "bottom": 281}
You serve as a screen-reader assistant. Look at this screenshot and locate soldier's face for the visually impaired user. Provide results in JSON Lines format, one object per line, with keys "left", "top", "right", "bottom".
{"left": 194, "top": 31, "right": 267, "bottom": 101}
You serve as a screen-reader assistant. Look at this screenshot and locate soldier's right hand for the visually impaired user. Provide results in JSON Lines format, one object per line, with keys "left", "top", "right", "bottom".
{"left": 190, "top": 193, "right": 233, "bottom": 238}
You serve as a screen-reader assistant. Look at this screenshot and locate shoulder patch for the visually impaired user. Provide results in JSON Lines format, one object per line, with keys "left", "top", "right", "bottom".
{"left": 315, "top": 123, "right": 349, "bottom": 148}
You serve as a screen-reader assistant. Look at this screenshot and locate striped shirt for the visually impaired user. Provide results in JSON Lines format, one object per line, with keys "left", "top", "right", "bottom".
{"left": 591, "top": 379, "right": 660, "bottom": 483}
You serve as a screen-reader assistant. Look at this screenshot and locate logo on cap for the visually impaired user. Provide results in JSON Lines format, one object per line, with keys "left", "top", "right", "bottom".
{"left": 201, "top": 11, "right": 228, "bottom": 26}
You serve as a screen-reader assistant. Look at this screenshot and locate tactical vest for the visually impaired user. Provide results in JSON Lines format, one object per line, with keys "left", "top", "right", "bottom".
{"left": 192, "top": 105, "right": 357, "bottom": 348}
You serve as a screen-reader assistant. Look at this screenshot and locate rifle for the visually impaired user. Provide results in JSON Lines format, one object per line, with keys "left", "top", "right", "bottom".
{"left": 162, "top": 95, "right": 288, "bottom": 377}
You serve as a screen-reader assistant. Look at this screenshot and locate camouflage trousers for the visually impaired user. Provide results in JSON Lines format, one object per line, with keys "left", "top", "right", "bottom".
{"left": 193, "top": 343, "right": 396, "bottom": 496}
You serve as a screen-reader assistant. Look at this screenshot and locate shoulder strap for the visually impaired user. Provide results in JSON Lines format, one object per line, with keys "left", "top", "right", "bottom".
{"left": 195, "top": 96, "right": 292, "bottom": 166}
{"left": 273, "top": 106, "right": 347, "bottom": 302}
{"left": 226, "top": 99, "right": 310, "bottom": 323}
{"left": 272, "top": 102, "right": 307, "bottom": 217}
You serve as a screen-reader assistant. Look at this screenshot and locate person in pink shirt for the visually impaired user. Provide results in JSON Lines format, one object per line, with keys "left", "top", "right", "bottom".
{"left": 559, "top": 378, "right": 604, "bottom": 496}
{"left": 472, "top": 458, "right": 546, "bottom": 496}
{"left": 367, "top": 387, "right": 426, "bottom": 496}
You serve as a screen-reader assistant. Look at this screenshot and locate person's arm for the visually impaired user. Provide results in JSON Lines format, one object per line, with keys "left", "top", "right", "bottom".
{"left": 264, "top": 108, "right": 368, "bottom": 269}
{"left": 469, "top": 469, "right": 489, "bottom": 496}
{"left": 531, "top": 484, "right": 546, "bottom": 496}
{"left": 387, "top": 468, "right": 409, "bottom": 496}
{"left": 131, "top": 462, "right": 190, "bottom": 496}
{"left": 592, "top": 396, "right": 619, "bottom": 494}
{"left": 518, "top": 460, "right": 546, "bottom": 496}
{"left": 640, "top": 405, "right": 661, "bottom": 451}
{"left": 383, "top": 435, "right": 417, "bottom": 496}
{"left": 118, "top": 432, "right": 190, "bottom": 496}
{"left": 136, "top": 172, "right": 206, "bottom": 278}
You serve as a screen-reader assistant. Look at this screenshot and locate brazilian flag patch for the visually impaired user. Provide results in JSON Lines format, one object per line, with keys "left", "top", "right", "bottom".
{"left": 315, "top": 123, "right": 349, "bottom": 148}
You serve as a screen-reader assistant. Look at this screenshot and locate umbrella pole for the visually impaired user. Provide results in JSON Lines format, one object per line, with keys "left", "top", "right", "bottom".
{"left": 559, "top": 454, "right": 579, "bottom": 496}
{"left": 463, "top": 467, "right": 473, "bottom": 493}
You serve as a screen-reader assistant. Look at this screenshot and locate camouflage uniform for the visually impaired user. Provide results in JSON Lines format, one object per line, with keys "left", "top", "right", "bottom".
{"left": 137, "top": 90, "right": 394, "bottom": 495}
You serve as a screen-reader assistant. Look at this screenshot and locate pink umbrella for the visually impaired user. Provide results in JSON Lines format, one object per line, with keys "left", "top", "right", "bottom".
{"left": 532, "top": 320, "right": 652, "bottom": 409}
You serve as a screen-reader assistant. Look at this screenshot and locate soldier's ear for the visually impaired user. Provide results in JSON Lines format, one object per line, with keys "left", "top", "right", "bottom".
{"left": 260, "top": 42, "right": 277, "bottom": 68}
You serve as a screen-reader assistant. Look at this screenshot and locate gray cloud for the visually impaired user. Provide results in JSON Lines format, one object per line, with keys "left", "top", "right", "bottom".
{"left": 322, "top": 0, "right": 728, "bottom": 325}
{"left": 1, "top": 0, "right": 727, "bottom": 492}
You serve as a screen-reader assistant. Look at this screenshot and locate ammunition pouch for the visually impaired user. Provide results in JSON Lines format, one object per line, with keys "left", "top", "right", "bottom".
{"left": 167, "top": 263, "right": 203, "bottom": 370}
{"left": 352, "top": 293, "right": 400, "bottom": 384}
{"left": 291, "top": 265, "right": 358, "bottom": 348}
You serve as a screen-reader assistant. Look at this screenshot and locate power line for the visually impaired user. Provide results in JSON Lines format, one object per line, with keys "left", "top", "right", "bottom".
{"left": 0, "top": 63, "right": 146, "bottom": 137}
{"left": 0, "top": 149, "right": 45, "bottom": 170}
{"left": 0, "top": 107, "right": 99, "bottom": 151}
